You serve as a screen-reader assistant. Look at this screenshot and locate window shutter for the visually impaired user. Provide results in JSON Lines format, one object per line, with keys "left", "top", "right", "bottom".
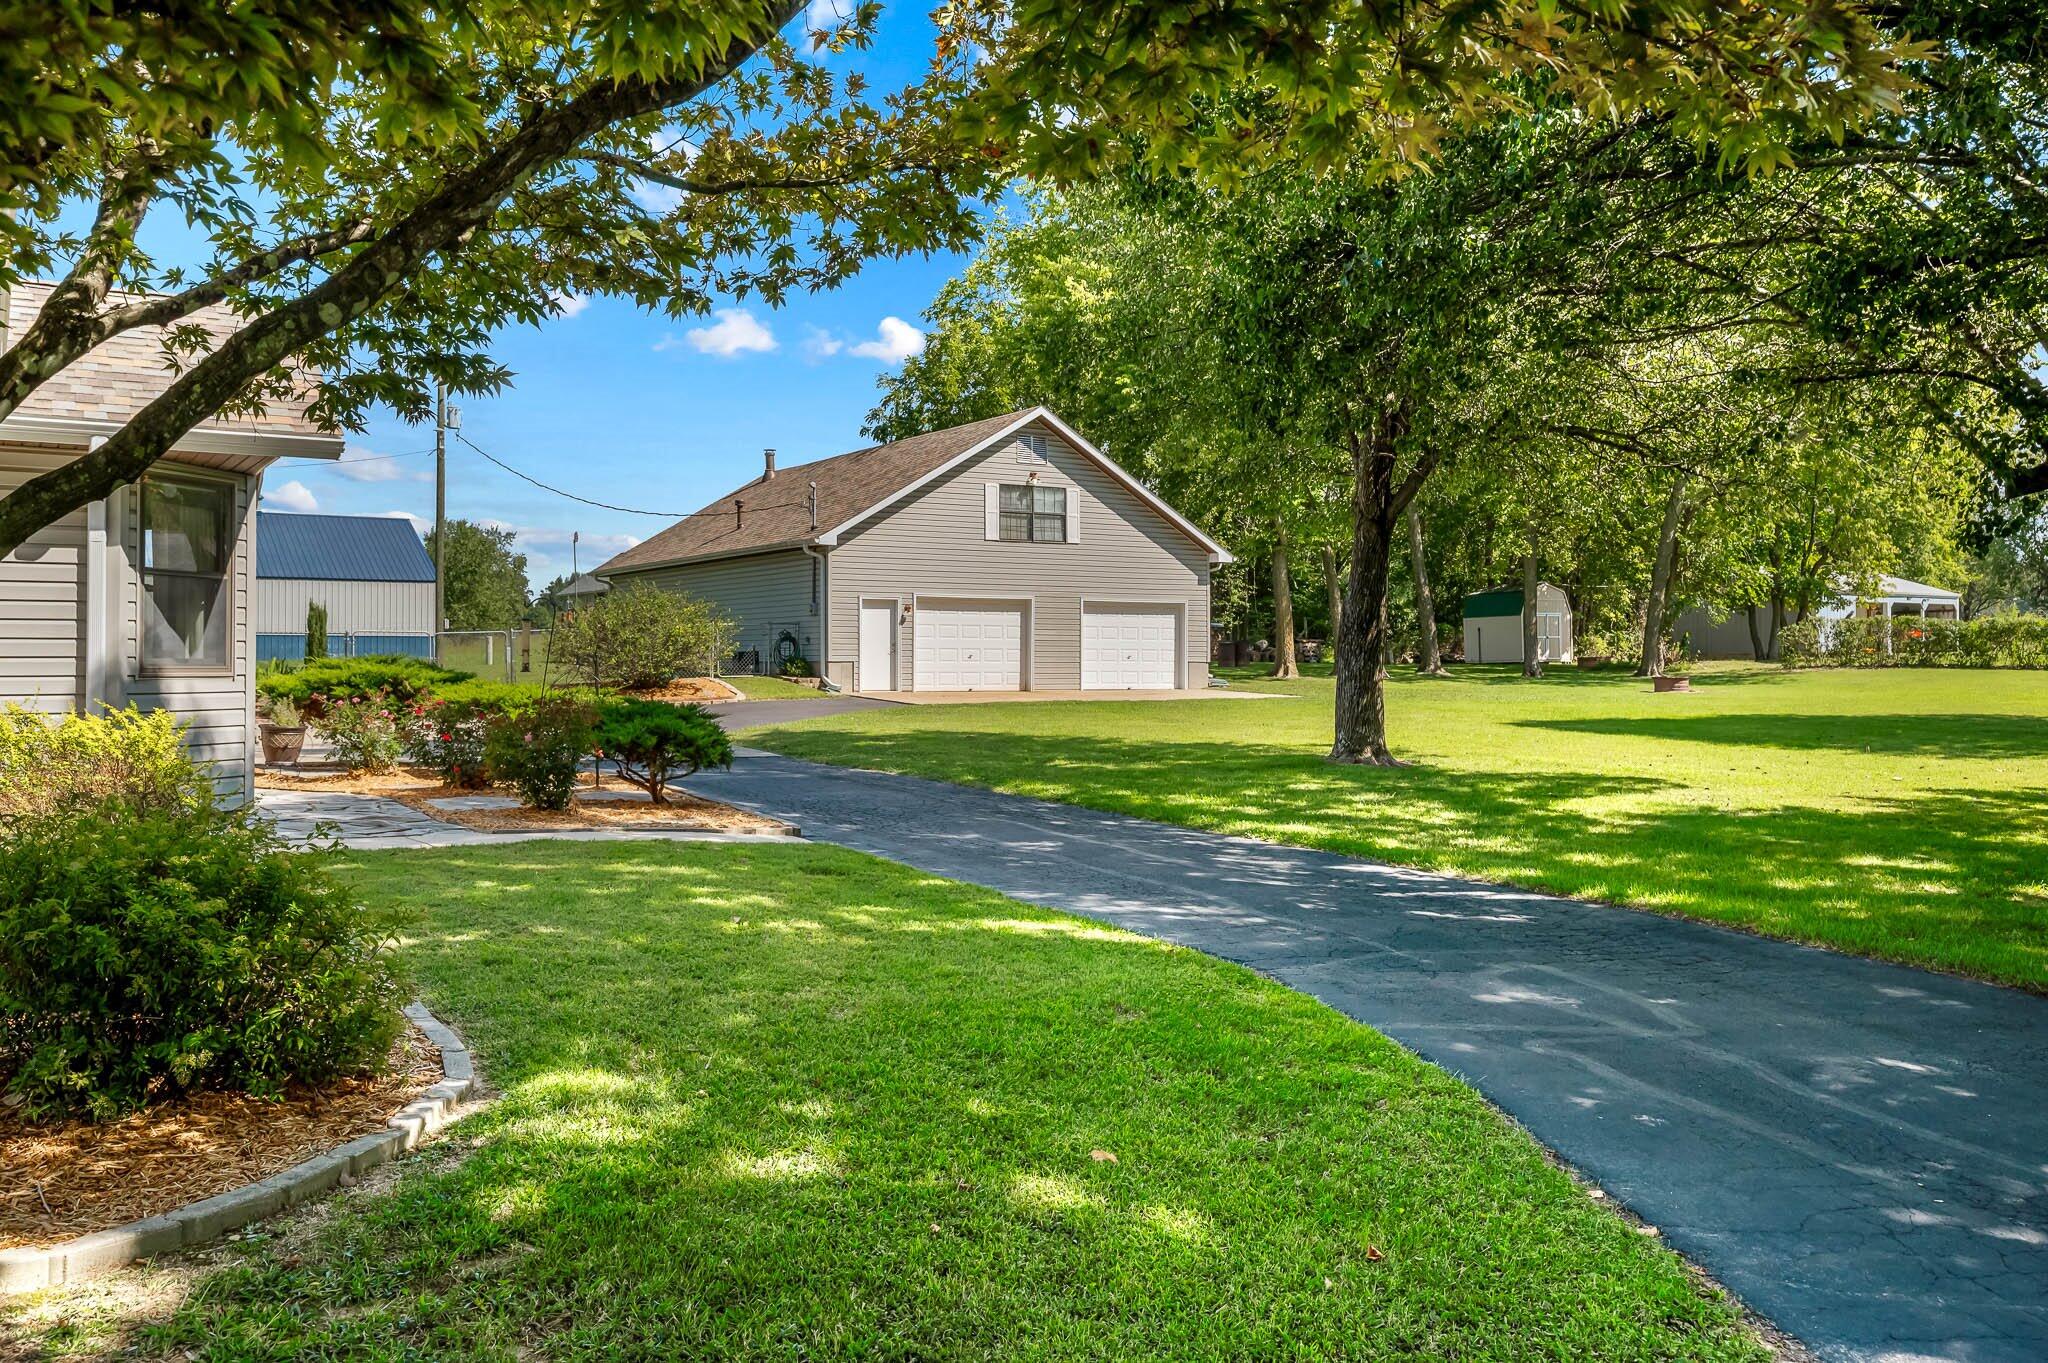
{"left": 984, "top": 483, "right": 1000, "bottom": 539}
{"left": 1065, "top": 486, "right": 1080, "bottom": 542}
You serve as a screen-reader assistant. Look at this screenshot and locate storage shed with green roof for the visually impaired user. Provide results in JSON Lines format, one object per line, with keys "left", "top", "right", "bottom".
{"left": 1461, "top": 583, "right": 1575, "bottom": 664}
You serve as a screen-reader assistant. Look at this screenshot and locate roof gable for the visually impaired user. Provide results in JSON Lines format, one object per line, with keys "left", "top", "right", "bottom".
{"left": 257, "top": 512, "right": 435, "bottom": 581}
{"left": 598, "top": 407, "right": 1229, "bottom": 576}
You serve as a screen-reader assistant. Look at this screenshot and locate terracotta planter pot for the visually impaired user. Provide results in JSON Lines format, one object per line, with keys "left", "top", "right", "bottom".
{"left": 1577, "top": 654, "right": 1612, "bottom": 669}
{"left": 1652, "top": 675, "right": 1691, "bottom": 693}
{"left": 259, "top": 723, "right": 308, "bottom": 764}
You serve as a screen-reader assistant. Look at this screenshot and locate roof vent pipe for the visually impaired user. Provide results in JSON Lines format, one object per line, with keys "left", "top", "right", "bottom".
{"left": 808, "top": 480, "right": 819, "bottom": 531}
{"left": 763, "top": 447, "right": 777, "bottom": 480}
{"left": 735, "top": 497, "right": 744, "bottom": 529}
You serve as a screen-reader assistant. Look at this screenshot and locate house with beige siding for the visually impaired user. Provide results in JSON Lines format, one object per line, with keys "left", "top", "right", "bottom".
{"left": 596, "top": 408, "right": 1231, "bottom": 693}
{"left": 0, "top": 282, "right": 343, "bottom": 802}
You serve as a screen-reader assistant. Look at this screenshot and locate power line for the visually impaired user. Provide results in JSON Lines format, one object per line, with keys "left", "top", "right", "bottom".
{"left": 452, "top": 430, "right": 697, "bottom": 517}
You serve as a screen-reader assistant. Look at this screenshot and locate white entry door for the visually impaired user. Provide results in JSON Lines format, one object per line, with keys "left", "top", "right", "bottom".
{"left": 914, "top": 602, "right": 1023, "bottom": 691}
{"left": 858, "top": 600, "right": 896, "bottom": 691}
{"left": 1082, "top": 605, "right": 1179, "bottom": 689}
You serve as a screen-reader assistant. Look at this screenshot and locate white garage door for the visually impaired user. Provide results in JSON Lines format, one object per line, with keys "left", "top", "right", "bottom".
{"left": 914, "top": 601, "right": 1024, "bottom": 691}
{"left": 1082, "top": 605, "right": 1179, "bottom": 690}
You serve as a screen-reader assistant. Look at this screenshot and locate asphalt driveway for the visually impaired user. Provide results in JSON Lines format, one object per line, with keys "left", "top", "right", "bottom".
{"left": 685, "top": 751, "right": 2048, "bottom": 1363}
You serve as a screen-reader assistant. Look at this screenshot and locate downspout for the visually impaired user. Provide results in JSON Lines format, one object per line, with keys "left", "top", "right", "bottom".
{"left": 801, "top": 542, "right": 840, "bottom": 692}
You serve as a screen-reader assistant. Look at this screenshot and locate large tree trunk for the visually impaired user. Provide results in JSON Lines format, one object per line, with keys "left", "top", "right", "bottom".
{"left": 1521, "top": 548, "right": 1544, "bottom": 678}
{"left": 1746, "top": 605, "right": 1766, "bottom": 661}
{"left": 1270, "top": 519, "right": 1299, "bottom": 679}
{"left": 1636, "top": 475, "right": 1689, "bottom": 677}
{"left": 1321, "top": 543, "right": 1344, "bottom": 647}
{"left": 1331, "top": 402, "right": 1432, "bottom": 765}
{"left": 1407, "top": 506, "right": 1445, "bottom": 674}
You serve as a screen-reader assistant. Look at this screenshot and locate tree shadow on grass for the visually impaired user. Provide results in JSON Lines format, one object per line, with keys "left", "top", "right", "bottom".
{"left": 758, "top": 726, "right": 2048, "bottom": 989}
{"left": 1515, "top": 712, "right": 2048, "bottom": 759}
{"left": 2, "top": 842, "right": 1770, "bottom": 1363}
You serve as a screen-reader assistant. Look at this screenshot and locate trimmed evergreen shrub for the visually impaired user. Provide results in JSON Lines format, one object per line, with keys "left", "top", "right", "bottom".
{"left": 0, "top": 806, "right": 404, "bottom": 1120}
{"left": 258, "top": 655, "right": 472, "bottom": 714}
{"left": 592, "top": 699, "right": 732, "bottom": 803}
{"left": 305, "top": 601, "right": 329, "bottom": 660}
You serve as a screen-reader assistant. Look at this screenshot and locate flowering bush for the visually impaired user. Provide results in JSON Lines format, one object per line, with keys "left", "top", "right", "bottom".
{"left": 314, "top": 691, "right": 407, "bottom": 771}
{"left": 482, "top": 694, "right": 595, "bottom": 809}
{"left": 405, "top": 697, "right": 491, "bottom": 788}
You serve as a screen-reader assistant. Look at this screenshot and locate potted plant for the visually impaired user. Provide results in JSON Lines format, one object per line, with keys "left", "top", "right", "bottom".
{"left": 1653, "top": 641, "right": 1695, "bottom": 693}
{"left": 258, "top": 697, "right": 308, "bottom": 764}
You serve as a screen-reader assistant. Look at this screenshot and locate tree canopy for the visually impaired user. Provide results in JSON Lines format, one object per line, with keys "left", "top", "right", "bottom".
{"left": 0, "top": 0, "right": 1922, "bottom": 558}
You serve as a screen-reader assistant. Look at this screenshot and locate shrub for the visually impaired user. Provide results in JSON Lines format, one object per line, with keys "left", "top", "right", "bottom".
{"left": 779, "top": 653, "right": 814, "bottom": 678}
{"left": 0, "top": 705, "right": 216, "bottom": 821}
{"left": 258, "top": 655, "right": 471, "bottom": 714}
{"left": 592, "top": 699, "right": 732, "bottom": 803}
{"left": 1778, "top": 614, "right": 2048, "bottom": 669}
{"left": 483, "top": 693, "right": 595, "bottom": 809}
{"left": 0, "top": 804, "right": 405, "bottom": 1120}
{"left": 314, "top": 691, "right": 408, "bottom": 772}
{"left": 305, "top": 601, "right": 329, "bottom": 660}
{"left": 551, "top": 585, "right": 734, "bottom": 690}
{"left": 402, "top": 681, "right": 531, "bottom": 788}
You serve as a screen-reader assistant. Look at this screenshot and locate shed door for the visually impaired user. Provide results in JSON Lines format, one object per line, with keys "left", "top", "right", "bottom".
{"left": 1082, "top": 605, "right": 1178, "bottom": 689}
{"left": 914, "top": 601, "right": 1023, "bottom": 691}
{"left": 1537, "top": 612, "right": 1565, "bottom": 661}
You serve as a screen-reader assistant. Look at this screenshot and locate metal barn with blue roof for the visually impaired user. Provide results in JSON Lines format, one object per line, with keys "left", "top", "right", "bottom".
{"left": 255, "top": 512, "right": 435, "bottom": 662}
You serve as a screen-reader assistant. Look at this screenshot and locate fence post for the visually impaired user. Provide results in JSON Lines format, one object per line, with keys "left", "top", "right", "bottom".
{"left": 520, "top": 624, "right": 532, "bottom": 674}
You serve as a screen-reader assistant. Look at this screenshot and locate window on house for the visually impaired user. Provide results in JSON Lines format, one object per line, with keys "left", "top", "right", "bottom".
{"left": 999, "top": 484, "right": 1066, "bottom": 542}
{"left": 140, "top": 472, "right": 232, "bottom": 669}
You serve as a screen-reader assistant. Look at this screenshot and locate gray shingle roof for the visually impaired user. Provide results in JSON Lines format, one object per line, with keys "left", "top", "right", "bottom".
{"left": 257, "top": 512, "right": 435, "bottom": 582}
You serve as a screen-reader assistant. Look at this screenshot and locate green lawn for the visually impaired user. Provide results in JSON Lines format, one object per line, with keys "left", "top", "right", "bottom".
{"left": 8, "top": 842, "right": 1763, "bottom": 1362}
{"left": 745, "top": 663, "right": 2048, "bottom": 990}
{"left": 722, "top": 673, "right": 830, "bottom": 699}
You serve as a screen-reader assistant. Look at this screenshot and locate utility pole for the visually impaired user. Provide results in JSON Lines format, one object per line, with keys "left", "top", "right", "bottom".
{"left": 433, "top": 382, "right": 447, "bottom": 651}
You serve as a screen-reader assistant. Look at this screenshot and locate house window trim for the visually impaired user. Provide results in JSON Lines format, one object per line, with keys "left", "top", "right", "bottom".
{"left": 997, "top": 482, "right": 1068, "bottom": 543}
{"left": 137, "top": 466, "right": 239, "bottom": 678}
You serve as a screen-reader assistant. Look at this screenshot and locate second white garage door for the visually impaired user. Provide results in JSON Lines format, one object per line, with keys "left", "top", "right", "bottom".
{"left": 1082, "top": 604, "right": 1179, "bottom": 689}
{"left": 914, "top": 601, "right": 1024, "bottom": 691}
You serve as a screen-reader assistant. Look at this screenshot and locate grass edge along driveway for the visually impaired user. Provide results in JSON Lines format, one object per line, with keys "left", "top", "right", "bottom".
{"left": 743, "top": 664, "right": 2048, "bottom": 992}
{"left": 9, "top": 841, "right": 1766, "bottom": 1362}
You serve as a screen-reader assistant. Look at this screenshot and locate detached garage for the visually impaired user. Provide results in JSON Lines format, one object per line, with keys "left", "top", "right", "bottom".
{"left": 598, "top": 407, "right": 1233, "bottom": 694}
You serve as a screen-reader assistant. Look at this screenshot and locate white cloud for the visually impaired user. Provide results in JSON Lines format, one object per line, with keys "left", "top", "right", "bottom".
{"left": 549, "top": 290, "right": 590, "bottom": 318}
{"left": 807, "top": 316, "right": 927, "bottom": 365}
{"left": 376, "top": 510, "right": 431, "bottom": 535}
{"left": 263, "top": 479, "right": 318, "bottom": 512}
{"left": 331, "top": 443, "right": 426, "bottom": 483}
{"left": 652, "top": 333, "right": 685, "bottom": 352}
{"left": 847, "top": 316, "right": 926, "bottom": 363}
{"left": 683, "top": 308, "right": 777, "bottom": 358}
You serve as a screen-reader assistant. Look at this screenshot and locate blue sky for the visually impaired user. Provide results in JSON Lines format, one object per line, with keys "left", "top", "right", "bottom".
{"left": 90, "top": 2, "right": 986, "bottom": 590}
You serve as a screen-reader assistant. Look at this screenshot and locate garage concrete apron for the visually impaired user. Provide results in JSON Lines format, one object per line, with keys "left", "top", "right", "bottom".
{"left": 684, "top": 752, "right": 2048, "bottom": 1363}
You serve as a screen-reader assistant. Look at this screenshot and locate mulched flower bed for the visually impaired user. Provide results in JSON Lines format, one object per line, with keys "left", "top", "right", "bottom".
{"left": 255, "top": 766, "right": 793, "bottom": 835}
{"left": 0, "top": 1027, "right": 441, "bottom": 1250}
